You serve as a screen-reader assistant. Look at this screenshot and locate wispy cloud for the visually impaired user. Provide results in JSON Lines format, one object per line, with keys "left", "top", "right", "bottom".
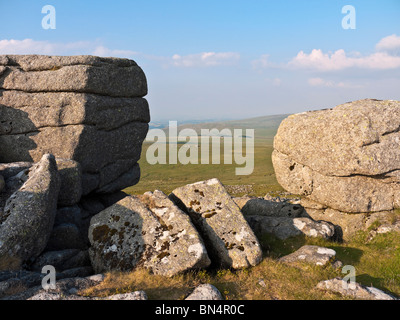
{"left": 288, "top": 49, "right": 400, "bottom": 71}
{"left": 308, "top": 77, "right": 362, "bottom": 88}
{"left": 252, "top": 34, "right": 400, "bottom": 72}
{"left": 170, "top": 52, "right": 240, "bottom": 67}
{"left": 252, "top": 54, "right": 277, "bottom": 69}
{"left": 0, "top": 39, "right": 240, "bottom": 69}
{"left": 0, "top": 39, "right": 92, "bottom": 55}
{"left": 91, "top": 46, "right": 137, "bottom": 58}
{"left": 0, "top": 38, "right": 137, "bottom": 58}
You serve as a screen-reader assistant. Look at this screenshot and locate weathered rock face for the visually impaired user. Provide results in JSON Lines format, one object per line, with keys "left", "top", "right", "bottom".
{"left": 170, "top": 178, "right": 262, "bottom": 269}
{"left": 0, "top": 154, "right": 60, "bottom": 270}
{"left": 302, "top": 206, "right": 399, "bottom": 241}
{"left": 185, "top": 284, "right": 223, "bottom": 300}
{"left": 0, "top": 55, "right": 147, "bottom": 97}
{"left": 88, "top": 191, "right": 210, "bottom": 276}
{"left": 105, "top": 291, "right": 148, "bottom": 300}
{"left": 30, "top": 249, "right": 90, "bottom": 273}
{"left": 0, "top": 55, "right": 150, "bottom": 195}
{"left": 56, "top": 159, "right": 82, "bottom": 206}
{"left": 273, "top": 99, "right": 400, "bottom": 213}
{"left": 316, "top": 278, "right": 397, "bottom": 300}
{"left": 3, "top": 274, "right": 104, "bottom": 300}
{"left": 234, "top": 195, "right": 305, "bottom": 217}
{"left": 0, "top": 175, "right": 4, "bottom": 193}
{"left": 0, "top": 162, "right": 32, "bottom": 180}
{"left": 245, "top": 216, "right": 336, "bottom": 240}
{"left": 279, "top": 245, "right": 337, "bottom": 266}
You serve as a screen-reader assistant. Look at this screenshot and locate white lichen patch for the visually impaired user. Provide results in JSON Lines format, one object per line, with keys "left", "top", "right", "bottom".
{"left": 317, "top": 247, "right": 336, "bottom": 256}
{"left": 235, "top": 226, "right": 250, "bottom": 242}
{"left": 160, "top": 231, "right": 170, "bottom": 240}
{"left": 321, "top": 224, "right": 331, "bottom": 234}
{"left": 154, "top": 207, "right": 168, "bottom": 217}
{"left": 104, "top": 244, "right": 118, "bottom": 254}
{"left": 177, "top": 229, "right": 187, "bottom": 238}
{"left": 167, "top": 211, "right": 175, "bottom": 221}
{"left": 309, "top": 229, "right": 318, "bottom": 237}
{"left": 188, "top": 243, "right": 206, "bottom": 259}
{"left": 293, "top": 219, "right": 306, "bottom": 230}
{"left": 161, "top": 257, "right": 169, "bottom": 264}
{"left": 206, "top": 178, "right": 220, "bottom": 185}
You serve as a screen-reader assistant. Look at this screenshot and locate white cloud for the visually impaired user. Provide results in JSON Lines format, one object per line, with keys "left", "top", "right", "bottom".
{"left": 253, "top": 34, "right": 400, "bottom": 72}
{"left": 170, "top": 52, "right": 240, "bottom": 67}
{"left": 289, "top": 49, "right": 400, "bottom": 71}
{"left": 0, "top": 39, "right": 92, "bottom": 55}
{"left": 272, "top": 78, "right": 282, "bottom": 86}
{"left": 376, "top": 34, "right": 400, "bottom": 53}
{"left": 308, "top": 77, "right": 362, "bottom": 88}
{"left": 252, "top": 54, "right": 276, "bottom": 69}
{"left": 0, "top": 39, "right": 137, "bottom": 58}
{"left": 91, "top": 46, "right": 137, "bottom": 58}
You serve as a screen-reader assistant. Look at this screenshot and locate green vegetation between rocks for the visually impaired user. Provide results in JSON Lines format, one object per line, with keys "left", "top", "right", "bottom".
{"left": 125, "top": 115, "right": 286, "bottom": 197}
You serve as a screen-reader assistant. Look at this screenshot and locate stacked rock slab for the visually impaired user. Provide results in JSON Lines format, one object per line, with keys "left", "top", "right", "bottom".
{"left": 273, "top": 99, "right": 400, "bottom": 214}
{"left": 170, "top": 178, "right": 263, "bottom": 269}
{"left": 0, "top": 55, "right": 150, "bottom": 195}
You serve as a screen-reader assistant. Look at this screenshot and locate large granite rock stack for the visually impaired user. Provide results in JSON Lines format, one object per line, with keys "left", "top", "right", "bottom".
{"left": 0, "top": 55, "right": 149, "bottom": 278}
{"left": 0, "top": 55, "right": 150, "bottom": 195}
{"left": 272, "top": 99, "right": 400, "bottom": 238}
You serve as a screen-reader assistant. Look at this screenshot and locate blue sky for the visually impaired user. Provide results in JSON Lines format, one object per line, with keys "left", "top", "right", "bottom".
{"left": 1, "top": 0, "right": 399, "bottom": 120}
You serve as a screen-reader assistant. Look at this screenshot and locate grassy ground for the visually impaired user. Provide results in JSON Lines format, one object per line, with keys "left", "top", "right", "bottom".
{"left": 81, "top": 231, "right": 400, "bottom": 300}
{"left": 125, "top": 128, "right": 283, "bottom": 197}
{"left": 113, "top": 116, "right": 400, "bottom": 300}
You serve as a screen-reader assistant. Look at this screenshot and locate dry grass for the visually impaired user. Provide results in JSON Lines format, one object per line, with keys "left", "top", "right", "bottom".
{"left": 80, "top": 230, "right": 400, "bottom": 300}
{"left": 81, "top": 258, "right": 346, "bottom": 300}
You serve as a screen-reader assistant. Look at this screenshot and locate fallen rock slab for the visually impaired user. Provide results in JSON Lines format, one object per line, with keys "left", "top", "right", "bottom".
{"left": 3, "top": 274, "right": 104, "bottom": 300}
{"left": 303, "top": 207, "right": 400, "bottom": 241}
{"left": 316, "top": 277, "right": 398, "bottom": 300}
{"left": 245, "top": 216, "right": 336, "bottom": 240}
{"left": 105, "top": 291, "right": 148, "bottom": 300}
{"left": 0, "top": 267, "right": 94, "bottom": 299}
{"left": 88, "top": 191, "right": 210, "bottom": 276}
{"left": 0, "top": 154, "right": 60, "bottom": 270}
{"left": 30, "top": 249, "right": 90, "bottom": 272}
{"left": 0, "top": 162, "right": 32, "bottom": 180}
{"left": 185, "top": 284, "right": 223, "bottom": 300}
{"left": 279, "top": 245, "right": 337, "bottom": 266}
{"left": 170, "top": 178, "right": 262, "bottom": 269}
{"left": 234, "top": 196, "right": 305, "bottom": 218}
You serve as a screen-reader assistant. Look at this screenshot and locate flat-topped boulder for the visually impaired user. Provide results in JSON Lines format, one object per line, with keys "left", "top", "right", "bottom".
{"left": 273, "top": 99, "right": 400, "bottom": 213}
{"left": 0, "top": 55, "right": 147, "bottom": 97}
{"left": 0, "top": 55, "right": 150, "bottom": 194}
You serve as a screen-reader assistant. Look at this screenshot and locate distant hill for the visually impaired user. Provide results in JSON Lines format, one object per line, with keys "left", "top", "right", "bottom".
{"left": 162, "top": 114, "right": 290, "bottom": 142}
{"left": 149, "top": 118, "right": 234, "bottom": 130}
